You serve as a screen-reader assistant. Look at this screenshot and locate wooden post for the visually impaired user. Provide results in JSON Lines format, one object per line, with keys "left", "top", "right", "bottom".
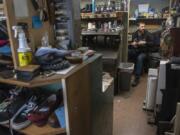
{"left": 3, "top": 0, "right": 18, "bottom": 68}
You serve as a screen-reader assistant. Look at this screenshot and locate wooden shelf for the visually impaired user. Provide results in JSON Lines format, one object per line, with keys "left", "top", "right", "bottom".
{"left": 0, "top": 59, "right": 12, "bottom": 65}
{"left": 0, "top": 54, "right": 101, "bottom": 88}
{"left": 20, "top": 124, "right": 65, "bottom": 135}
{"left": 81, "top": 11, "right": 126, "bottom": 20}
{"left": 129, "top": 18, "right": 167, "bottom": 25}
{"left": 129, "top": 18, "right": 167, "bottom": 21}
{"left": 1, "top": 123, "right": 66, "bottom": 135}
{"left": 81, "top": 30, "right": 121, "bottom": 36}
{"left": 81, "top": 17, "right": 118, "bottom": 21}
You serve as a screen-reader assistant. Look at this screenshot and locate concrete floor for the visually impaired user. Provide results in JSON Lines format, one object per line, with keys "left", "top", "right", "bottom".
{"left": 113, "top": 75, "right": 157, "bottom": 135}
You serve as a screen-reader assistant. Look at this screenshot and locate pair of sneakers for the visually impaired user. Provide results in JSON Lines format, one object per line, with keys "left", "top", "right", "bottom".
{"left": 27, "top": 91, "right": 63, "bottom": 127}
{"left": 10, "top": 90, "right": 63, "bottom": 130}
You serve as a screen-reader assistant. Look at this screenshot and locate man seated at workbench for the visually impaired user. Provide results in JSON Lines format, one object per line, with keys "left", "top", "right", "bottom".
{"left": 128, "top": 22, "right": 153, "bottom": 87}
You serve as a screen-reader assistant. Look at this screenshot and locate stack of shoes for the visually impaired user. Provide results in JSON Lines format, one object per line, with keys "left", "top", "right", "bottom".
{"left": 0, "top": 87, "right": 32, "bottom": 125}
{"left": 27, "top": 91, "right": 63, "bottom": 127}
{"left": 0, "top": 87, "right": 63, "bottom": 130}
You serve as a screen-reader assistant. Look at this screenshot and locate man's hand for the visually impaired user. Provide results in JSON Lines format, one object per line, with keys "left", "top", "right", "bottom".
{"left": 138, "top": 41, "right": 146, "bottom": 46}
{"left": 131, "top": 41, "right": 138, "bottom": 47}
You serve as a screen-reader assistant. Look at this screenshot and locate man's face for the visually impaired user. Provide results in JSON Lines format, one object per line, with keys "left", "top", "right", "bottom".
{"left": 139, "top": 23, "right": 145, "bottom": 33}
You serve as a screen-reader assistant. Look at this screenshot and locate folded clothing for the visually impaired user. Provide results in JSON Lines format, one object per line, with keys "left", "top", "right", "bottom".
{"left": 0, "top": 45, "right": 11, "bottom": 56}
{"left": 0, "top": 40, "right": 9, "bottom": 47}
{"left": 35, "top": 47, "right": 71, "bottom": 71}
{"left": 35, "top": 47, "right": 71, "bottom": 58}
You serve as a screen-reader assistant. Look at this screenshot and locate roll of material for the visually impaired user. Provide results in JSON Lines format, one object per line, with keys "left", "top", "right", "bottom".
{"left": 146, "top": 76, "right": 158, "bottom": 111}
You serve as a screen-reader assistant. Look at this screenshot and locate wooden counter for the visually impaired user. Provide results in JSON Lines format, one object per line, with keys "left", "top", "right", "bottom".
{"left": 0, "top": 54, "right": 101, "bottom": 88}
{"left": 0, "top": 54, "right": 113, "bottom": 135}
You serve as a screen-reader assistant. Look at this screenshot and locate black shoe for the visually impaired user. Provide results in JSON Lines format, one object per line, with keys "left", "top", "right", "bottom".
{"left": 10, "top": 96, "right": 38, "bottom": 130}
{"left": 0, "top": 88, "right": 32, "bottom": 125}
{"left": 11, "top": 92, "right": 50, "bottom": 130}
{"left": 132, "top": 77, "right": 140, "bottom": 87}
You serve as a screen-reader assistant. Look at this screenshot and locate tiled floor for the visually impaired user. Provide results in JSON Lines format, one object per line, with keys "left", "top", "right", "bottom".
{"left": 113, "top": 75, "right": 157, "bottom": 135}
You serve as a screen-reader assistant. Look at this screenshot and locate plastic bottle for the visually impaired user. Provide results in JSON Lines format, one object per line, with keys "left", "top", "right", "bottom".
{"left": 17, "top": 31, "right": 32, "bottom": 67}
{"left": 13, "top": 26, "right": 32, "bottom": 67}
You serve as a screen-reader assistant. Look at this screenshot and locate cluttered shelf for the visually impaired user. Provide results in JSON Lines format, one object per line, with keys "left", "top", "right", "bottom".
{"left": 81, "top": 11, "right": 127, "bottom": 20}
{"left": 0, "top": 54, "right": 101, "bottom": 88}
{"left": 129, "top": 18, "right": 167, "bottom": 21}
{"left": 81, "top": 30, "right": 121, "bottom": 36}
{"left": 129, "top": 18, "right": 167, "bottom": 25}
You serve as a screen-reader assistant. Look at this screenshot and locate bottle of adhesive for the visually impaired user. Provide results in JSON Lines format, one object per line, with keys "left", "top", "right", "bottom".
{"left": 12, "top": 26, "right": 32, "bottom": 67}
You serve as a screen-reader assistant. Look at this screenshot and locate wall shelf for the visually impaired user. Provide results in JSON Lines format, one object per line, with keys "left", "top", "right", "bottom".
{"left": 20, "top": 124, "right": 66, "bottom": 135}
{"left": 2, "top": 124, "right": 66, "bottom": 135}
{"left": 81, "top": 12, "right": 125, "bottom": 21}
{"left": 129, "top": 18, "right": 167, "bottom": 25}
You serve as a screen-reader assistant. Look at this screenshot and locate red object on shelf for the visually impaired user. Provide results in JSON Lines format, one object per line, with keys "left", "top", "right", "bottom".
{"left": 0, "top": 40, "right": 9, "bottom": 46}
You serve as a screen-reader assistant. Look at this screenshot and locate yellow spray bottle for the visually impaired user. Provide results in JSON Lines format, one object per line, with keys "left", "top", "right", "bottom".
{"left": 12, "top": 26, "right": 32, "bottom": 67}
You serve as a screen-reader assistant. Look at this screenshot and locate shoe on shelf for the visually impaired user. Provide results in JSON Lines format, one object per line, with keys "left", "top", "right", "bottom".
{"left": 132, "top": 77, "right": 140, "bottom": 87}
{"left": 10, "top": 90, "right": 51, "bottom": 130}
{"left": 27, "top": 91, "right": 63, "bottom": 127}
{"left": 10, "top": 96, "right": 38, "bottom": 130}
{"left": 0, "top": 88, "right": 32, "bottom": 125}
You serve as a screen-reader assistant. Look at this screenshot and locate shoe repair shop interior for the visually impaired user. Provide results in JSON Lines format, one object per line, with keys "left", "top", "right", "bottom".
{"left": 0, "top": 0, "right": 180, "bottom": 135}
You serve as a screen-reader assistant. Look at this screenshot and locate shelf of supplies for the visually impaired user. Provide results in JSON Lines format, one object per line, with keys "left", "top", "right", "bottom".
{"left": 81, "top": 11, "right": 126, "bottom": 21}
{"left": 0, "top": 4, "right": 4, "bottom": 9}
{"left": 129, "top": 18, "right": 167, "bottom": 21}
{"left": 129, "top": 18, "right": 167, "bottom": 25}
{"left": 81, "top": 30, "right": 121, "bottom": 36}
